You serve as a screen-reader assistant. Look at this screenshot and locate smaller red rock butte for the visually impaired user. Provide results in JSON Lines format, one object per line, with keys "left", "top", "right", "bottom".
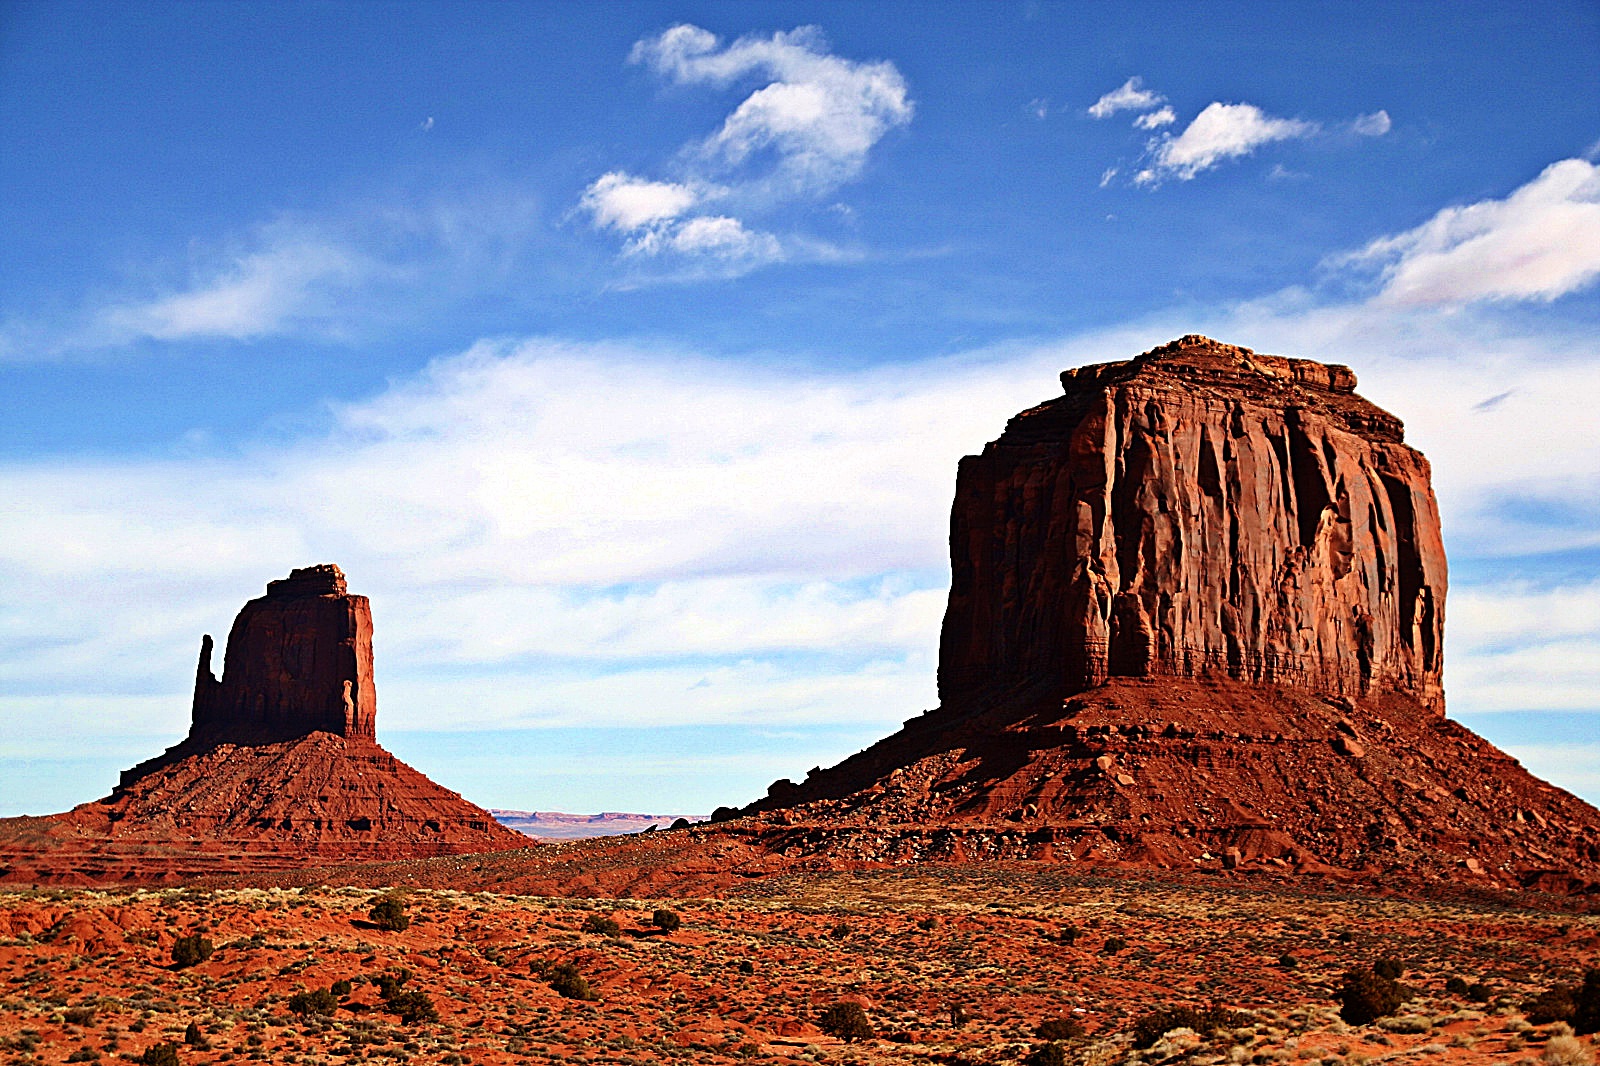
{"left": 0, "top": 565, "right": 525, "bottom": 883}
{"left": 189, "top": 563, "right": 377, "bottom": 750}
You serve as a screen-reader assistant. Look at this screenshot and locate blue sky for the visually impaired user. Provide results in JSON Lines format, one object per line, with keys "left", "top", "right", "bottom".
{"left": 2, "top": 0, "right": 1598, "bottom": 816}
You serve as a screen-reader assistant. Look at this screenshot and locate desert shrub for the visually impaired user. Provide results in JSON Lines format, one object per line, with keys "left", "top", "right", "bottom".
{"left": 540, "top": 961, "right": 598, "bottom": 1001}
{"left": 580, "top": 914, "right": 620, "bottom": 937}
{"left": 63, "top": 1006, "right": 96, "bottom": 1025}
{"left": 182, "top": 1022, "right": 207, "bottom": 1048}
{"left": 1574, "top": 969, "right": 1600, "bottom": 1035}
{"left": 1373, "top": 957, "right": 1404, "bottom": 980}
{"left": 1024, "top": 1043, "right": 1069, "bottom": 1066}
{"left": 918, "top": 915, "right": 938, "bottom": 930}
{"left": 737, "top": 959, "right": 755, "bottom": 975}
{"left": 1467, "top": 981, "right": 1493, "bottom": 1002}
{"left": 1278, "top": 954, "right": 1298, "bottom": 969}
{"left": 1445, "top": 976, "right": 1470, "bottom": 997}
{"left": 1130, "top": 1006, "right": 1250, "bottom": 1049}
{"left": 1101, "top": 936, "right": 1127, "bottom": 955}
{"left": 140, "top": 1043, "right": 179, "bottom": 1066}
{"left": 370, "top": 968, "right": 413, "bottom": 1001}
{"left": 1526, "top": 986, "right": 1578, "bottom": 1025}
{"left": 1545, "top": 1033, "right": 1595, "bottom": 1066}
{"left": 1035, "top": 1017, "right": 1084, "bottom": 1040}
{"left": 386, "top": 990, "right": 438, "bottom": 1025}
{"left": 329, "top": 979, "right": 353, "bottom": 998}
{"left": 1377, "top": 1015, "right": 1432, "bottom": 1034}
{"left": 287, "top": 989, "right": 339, "bottom": 1016}
{"left": 818, "top": 1002, "right": 873, "bottom": 1041}
{"left": 829, "top": 921, "right": 851, "bottom": 940}
{"left": 1338, "top": 967, "right": 1412, "bottom": 1025}
{"left": 1058, "top": 924, "right": 1081, "bottom": 945}
{"left": 170, "top": 935, "right": 213, "bottom": 968}
{"left": 652, "top": 908, "right": 681, "bottom": 934}
{"left": 66, "top": 1050, "right": 100, "bottom": 1063}
{"left": 368, "top": 896, "right": 410, "bottom": 932}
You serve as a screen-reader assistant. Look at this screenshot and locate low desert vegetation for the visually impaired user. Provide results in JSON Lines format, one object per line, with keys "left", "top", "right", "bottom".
{"left": 169, "top": 934, "right": 213, "bottom": 968}
{"left": 367, "top": 894, "right": 410, "bottom": 932}
{"left": 818, "top": 1001, "right": 873, "bottom": 1041}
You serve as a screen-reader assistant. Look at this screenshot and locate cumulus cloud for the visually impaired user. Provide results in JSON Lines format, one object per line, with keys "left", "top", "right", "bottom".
{"left": 1133, "top": 106, "right": 1176, "bottom": 130}
{"left": 1337, "top": 157, "right": 1600, "bottom": 305}
{"left": 1087, "top": 77, "right": 1164, "bottom": 118}
{"left": 579, "top": 24, "right": 912, "bottom": 271}
{"left": 1135, "top": 102, "right": 1316, "bottom": 185}
{"left": 579, "top": 172, "right": 700, "bottom": 232}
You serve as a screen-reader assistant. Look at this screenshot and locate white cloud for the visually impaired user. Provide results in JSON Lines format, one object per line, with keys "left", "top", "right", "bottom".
{"left": 1351, "top": 109, "right": 1391, "bottom": 136}
{"left": 579, "top": 171, "right": 700, "bottom": 231}
{"left": 1338, "top": 158, "right": 1600, "bottom": 306}
{"left": 1133, "top": 106, "right": 1176, "bottom": 130}
{"left": 579, "top": 24, "right": 911, "bottom": 270}
{"left": 1136, "top": 102, "right": 1316, "bottom": 185}
{"left": 94, "top": 238, "right": 362, "bottom": 342}
{"left": 1087, "top": 77, "right": 1164, "bottom": 119}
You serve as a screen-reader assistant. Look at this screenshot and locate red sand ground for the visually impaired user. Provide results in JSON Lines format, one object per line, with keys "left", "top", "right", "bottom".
{"left": 2, "top": 867, "right": 1596, "bottom": 1065}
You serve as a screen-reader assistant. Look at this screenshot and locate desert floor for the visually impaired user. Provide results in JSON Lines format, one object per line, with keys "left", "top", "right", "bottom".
{"left": 1, "top": 866, "right": 1595, "bottom": 1065}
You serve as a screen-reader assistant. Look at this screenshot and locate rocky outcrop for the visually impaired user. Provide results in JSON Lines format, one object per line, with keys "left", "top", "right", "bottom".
{"left": 715, "top": 337, "right": 1598, "bottom": 896}
{"left": 190, "top": 564, "right": 376, "bottom": 749}
{"left": 0, "top": 565, "right": 525, "bottom": 883}
{"left": 940, "top": 335, "right": 1446, "bottom": 714}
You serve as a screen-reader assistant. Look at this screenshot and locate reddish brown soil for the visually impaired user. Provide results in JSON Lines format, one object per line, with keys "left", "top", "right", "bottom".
{"left": 2, "top": 870, "right": 1594, "bottom": 1065}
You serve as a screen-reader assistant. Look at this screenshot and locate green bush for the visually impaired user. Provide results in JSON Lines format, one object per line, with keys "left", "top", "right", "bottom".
{"left": 1338, "top": 967, "right": 1412, "bottom": 1025}
{"left": 541, "top": 961, "right": 598, "bottom": 1001}
{"left": 1467, "top": 981, "right": 1493, "bottom": 1002}
{"left": 1024, "top": 1043, "right": 1068, "bottom": 1066}
{"left": 1444, "top": 976, "right": 1470, "bottom": 997}
{"left": 1035, "top": 1017, "right": 1084, "bottom": 1040}
{"left": 287, "top": 989, "right": 339, "bottom": 1016}
{"left": 651, "top": 909, "right": 682, "bottom": 934}
{"left": 1100, "top": 937, "right": 1127, "bottom": 955}
{"left": 370, "top": 968, "right": 413, "bottom": 1001}
{"left": 63, "top": 1006, "right": 96, "bottom": 1025}
{"left": 829, "top": 921, "right": 851, "bottom": 940}
{"left": 368, "top": 896, "right": 410, "bottom": 932}
{"left": 818, "top": 1002, "right": 873, "bottom": 1042}
{"left": 140, "top": 1043, "right": 180, "bottom": 1066}
{"left": 170, "top": 935, "right": 213, "bottom": 969}
{"left": 580, "top": 914, "right": 620, "bottom": 937}
{"left": 182, "top": 1022, "right": 206, "bottom": 1048}
{"left": 1130, "top": 1006, "right": 1250, "bottom": 1049}
{"left": 386, "top": 990, "right": 438, "bottom": 1025}
{"left": 1057, "top": 924, "right": 1080, "bottom": 945}
{"left": 329, "top": 979, "right": 353, "bottom": 998}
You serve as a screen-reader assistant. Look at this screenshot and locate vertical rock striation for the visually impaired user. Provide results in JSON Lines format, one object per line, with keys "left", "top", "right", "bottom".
{"left": 938, "top": 335, "right": 1447, "bottom": 714}
{"left": 190, "top": 564, "right": 377, "bottom": 746}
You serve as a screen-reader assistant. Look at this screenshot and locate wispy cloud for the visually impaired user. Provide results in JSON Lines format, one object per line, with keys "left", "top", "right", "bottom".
{"left": 92, "top": 237, "right": 365, "bottom": 343}
{"left": 1134, "top": 102, "right": 1317, "bottom": 185}
{"left": 1351, "top": 110, "right": 1391, "bottom": 137}
{"left": 1335, "top": 157, "right": 1600, "bottom": 306}
{"left": 1087, "top": 77, "right": 1164, "bottom": 119}
{"left": 578, "top": 24, "right": 912, "bottom": 274}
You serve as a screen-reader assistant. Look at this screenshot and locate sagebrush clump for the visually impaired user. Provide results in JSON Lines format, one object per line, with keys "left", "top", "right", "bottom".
{"left": 1338, "top": 966, "right": 1412, "bottom": 1025}
{"left": 170, "top": 934, "right": 213, "bottom": 969}
{"left": 818, "top": 1002, "right": 873, "bottom": 1041}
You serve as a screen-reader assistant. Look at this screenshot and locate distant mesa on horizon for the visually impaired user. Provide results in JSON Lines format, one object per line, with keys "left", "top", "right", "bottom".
{"left": 490, "top": 809, "right": 708, "bottom": 841}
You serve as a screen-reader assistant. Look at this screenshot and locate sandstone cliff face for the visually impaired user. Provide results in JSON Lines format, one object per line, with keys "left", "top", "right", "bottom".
{"left": 191, "top": 564, "right": 377, "bottom": 746}
{"left": 939, "top": 335, "right": 1446, "bottom": 713}
{"left": 719, "top": 338, "right": 1597, "bottom": 896}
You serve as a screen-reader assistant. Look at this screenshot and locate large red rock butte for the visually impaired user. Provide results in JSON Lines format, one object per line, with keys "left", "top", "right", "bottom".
{"left": 709, "top": 336, "right": 1600, "bottom": 895}
{"left": 0, "top": 565, "right": 525, "bottom": 884}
